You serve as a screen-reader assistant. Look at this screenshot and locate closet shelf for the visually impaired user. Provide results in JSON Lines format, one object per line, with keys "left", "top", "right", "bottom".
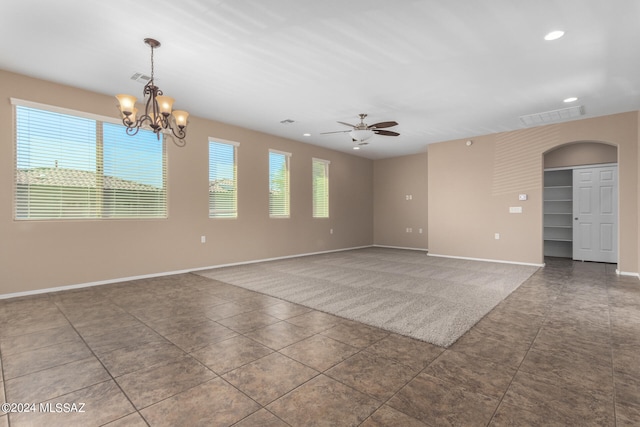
{"left": 544, "top": 169, "right": 573, "bottom": 258}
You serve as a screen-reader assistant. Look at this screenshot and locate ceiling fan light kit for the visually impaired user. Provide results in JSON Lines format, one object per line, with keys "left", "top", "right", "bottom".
{"left": 349, "top": 129, "right": 375, "bottom": 142}
{"left": 116, "top": 38, "right": 189, "bottom": 146}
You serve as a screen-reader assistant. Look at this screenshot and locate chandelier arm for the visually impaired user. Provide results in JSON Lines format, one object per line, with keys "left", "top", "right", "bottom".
{"left": 143, "top": 83, "right": 159, "bottom": 131}
{"left": 159, "top": 111, "right": 170, "bottom": 129}
{"left": 124, "top": 124, "right": 141, "bottom": 136}
{"left": 168, "top": 122, "right": 187, "bottom": 141}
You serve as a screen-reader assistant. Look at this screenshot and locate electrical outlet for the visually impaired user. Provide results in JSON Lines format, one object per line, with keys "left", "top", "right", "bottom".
{"left": 330, "top": 228, "right": 333, "bottom": 234}
{"left": 201, "top": 236, "right": 206, "bottom": 243}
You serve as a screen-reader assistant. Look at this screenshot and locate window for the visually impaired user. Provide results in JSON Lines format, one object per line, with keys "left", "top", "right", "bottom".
{"left": 269, "top": 149, "right": 291, "bottom": 218}
{"left": 312, "top": 158, "right": 329, "bottom": 218}
{"left": 209, "top": 139, "right": 238, "bottom": 218}
{"left": 14, "top": 100, "right": 166, "bottom": 220}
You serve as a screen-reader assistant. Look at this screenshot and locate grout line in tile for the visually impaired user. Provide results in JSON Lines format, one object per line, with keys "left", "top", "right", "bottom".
{"left": 51, "top": 300, "right": 145, "bottom": 422}
{"left": 606, "top": 276, "right": 619, "bottom": 426}
{"left": 484, "top": 269, "right": 562, "bottom": 426}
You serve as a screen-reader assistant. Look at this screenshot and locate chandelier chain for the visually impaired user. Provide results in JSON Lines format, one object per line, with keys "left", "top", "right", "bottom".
{"left": 150, "top": 43, "right": 155, "bottom": 82}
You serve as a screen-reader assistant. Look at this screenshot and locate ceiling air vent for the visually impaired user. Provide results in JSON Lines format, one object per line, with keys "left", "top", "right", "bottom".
{"left": 130, "top": 72, "right": 151, "bottom": 84}
{"left": 519, "top": 105, "right": 585, "bottom": 126}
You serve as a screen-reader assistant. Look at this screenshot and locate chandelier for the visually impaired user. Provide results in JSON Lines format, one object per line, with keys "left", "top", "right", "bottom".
{"left": 116, "top": 38, "right": 189, "bottom": 145}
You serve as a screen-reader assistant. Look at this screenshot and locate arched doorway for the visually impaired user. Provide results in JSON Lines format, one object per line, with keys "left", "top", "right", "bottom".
{"left": 543, "top": 142, "right": 618, "bottom": 262}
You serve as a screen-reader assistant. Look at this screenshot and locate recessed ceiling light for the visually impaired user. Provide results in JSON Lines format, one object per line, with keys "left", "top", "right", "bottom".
{"left": 303, "top": 133, "right": 311, "bottom": 137}
{"left": 544, "top": 30, "right": 565, "bottom": 41}
{"left": 353, "top": 146, "right": 360, "bottom": 150}
{"left": 563, "top": 97, "right": 578, "bottom": 103}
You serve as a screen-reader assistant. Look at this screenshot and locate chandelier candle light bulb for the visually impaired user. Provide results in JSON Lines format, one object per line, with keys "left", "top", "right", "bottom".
{"left": 156, "top": 96, "right": 174, "bottom": 115}
{"left": 115, "top": 94, "right": 136, "bottom": 115}
{"left": 115, "top": 38, "right": 189, "bottom": 146}
{"left": 173, "top": 110, "right": 189, "bottom": 128}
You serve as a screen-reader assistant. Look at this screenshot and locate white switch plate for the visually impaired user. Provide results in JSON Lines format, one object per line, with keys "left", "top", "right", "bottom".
{"left": 494, "top": 233, "right": 500, "bottom": 240}
{"left": 509, "top": 206, "right": 523, "bottom": 213}
{"left": 201, "top": 236, "right": 206, "bottom": 243}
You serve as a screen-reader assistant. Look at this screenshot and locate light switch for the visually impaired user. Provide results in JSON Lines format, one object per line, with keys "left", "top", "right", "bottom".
{"left": 518, "top": 194, "right": 528, "bottom": 201}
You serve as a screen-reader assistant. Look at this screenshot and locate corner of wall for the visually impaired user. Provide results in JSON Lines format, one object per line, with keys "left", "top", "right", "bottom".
{"left": 637, "top": 111, "right": 640, "bottom": 277}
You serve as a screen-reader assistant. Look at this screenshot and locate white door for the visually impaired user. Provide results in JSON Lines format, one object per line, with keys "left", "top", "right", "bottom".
{"left": 573, "top": 165, "right": 618, "bottom": 263}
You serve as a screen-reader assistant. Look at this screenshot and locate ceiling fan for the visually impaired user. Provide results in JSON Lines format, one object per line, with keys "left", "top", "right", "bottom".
{"left": 321, "top": 113, "right": 399, "bottom": 146}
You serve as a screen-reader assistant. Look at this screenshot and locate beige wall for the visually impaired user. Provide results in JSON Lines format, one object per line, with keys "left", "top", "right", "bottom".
{"left": 3, "top": 70, "right": 638, "bottom": 296}
{"left": 544, "top": 142, "right": 618, "bottom": 169}
{"left": 427, "top": 113, "right": 639, "bottom": 272}
{"left": 0, "top": 70, "right": 373, "bottom": 295}
{"left": 373, "top": 153, "right": 428, "bottom": 249}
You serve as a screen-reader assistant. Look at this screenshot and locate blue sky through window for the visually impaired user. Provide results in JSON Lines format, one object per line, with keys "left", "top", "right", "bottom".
{"left": 103, "top": 123, "right": 164, "bottom": 188}
{"left": 16, "top": 106, "right": 96, "bottom": 171}
{"left": 16, "top": 106, "right": 164, "bottom": 188}
{"left": 209, "top": 141, "right": 235, "bottom": 182}
{"left": 269, "top": 151, "right": 286, "bottom": 190}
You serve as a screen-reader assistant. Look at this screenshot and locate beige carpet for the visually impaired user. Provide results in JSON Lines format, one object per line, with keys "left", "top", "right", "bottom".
{"left": 197, "top": 247, "right": 538, "bottom": 347}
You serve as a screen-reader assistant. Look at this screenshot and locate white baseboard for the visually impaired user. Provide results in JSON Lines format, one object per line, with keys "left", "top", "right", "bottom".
{"left": 427, "top": 253, "right": 545, "bottom": 267}
{"left": 0, "top": 269, "right": 196, "bottom": 300}
{"left": 616, "top": 270, "right": 640, "bottom": 279}
{"left": 0, "top": 245, "right": 374, "bottom": 300}
{"left": 372, "top": 245, "right": 428, "bottom": 252}
{"left": 190, "top": 245, "right": 373, "bottom": 272}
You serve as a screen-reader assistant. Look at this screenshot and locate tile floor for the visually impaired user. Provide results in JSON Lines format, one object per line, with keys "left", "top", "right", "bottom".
{"left": 0, "top": 258, "right": 638, "bottom": 426}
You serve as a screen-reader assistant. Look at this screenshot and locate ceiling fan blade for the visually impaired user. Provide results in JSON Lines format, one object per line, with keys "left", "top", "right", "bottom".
{"left": 320, "top": 130, "right": 350, "bottom": 135}
{"left": 369, "top": 121, "right": 398, "bottom": 129}
{"left": 373, "top": 130, "right": 400, "bottom": 136}
{"left": 337, "top": 121, "right": 356, "bottom": 128}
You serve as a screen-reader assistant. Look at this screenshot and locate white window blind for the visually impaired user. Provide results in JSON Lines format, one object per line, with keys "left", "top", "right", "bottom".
{"left": 312, "top": 158, "right": 329, "bottom": 218}
{"left": 269, "top": 150, "right": 290, "bottom": 218}
{"left": 209, "top": 139, "right": 238, "bottom": 218}
{"left": 14, "top": 103, "right": 166, "bottom": 220}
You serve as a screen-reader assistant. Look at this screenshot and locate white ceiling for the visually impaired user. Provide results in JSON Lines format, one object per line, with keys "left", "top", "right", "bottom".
{"left": 1, "top": 0, "right": 639, "bottom": 159}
